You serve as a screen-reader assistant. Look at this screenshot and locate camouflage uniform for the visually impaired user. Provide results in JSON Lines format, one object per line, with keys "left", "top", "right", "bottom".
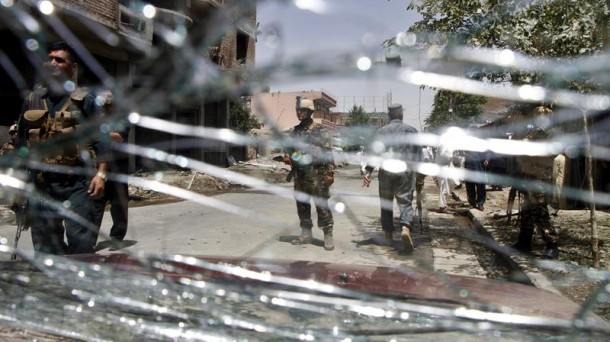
{"left": 514, "top": 139, "right": 559, "bottom": 258}
{"left": 287, "top": 118, "right": 334, "bottom": 243}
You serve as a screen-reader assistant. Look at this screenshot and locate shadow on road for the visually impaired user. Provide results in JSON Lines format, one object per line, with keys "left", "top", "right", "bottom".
{"left": 278, "top": 235, "right": 326, "bottom": 248}
{"left": 95, "top": 240, "right": 138, "bottom": 252}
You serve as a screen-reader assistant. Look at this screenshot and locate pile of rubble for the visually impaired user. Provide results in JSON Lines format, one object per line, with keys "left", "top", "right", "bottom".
{"left": 0, "top": 154, "right": 348, "bottom": 223}
{"left": 128, "top": 155, "right": 292, "bottom": 202}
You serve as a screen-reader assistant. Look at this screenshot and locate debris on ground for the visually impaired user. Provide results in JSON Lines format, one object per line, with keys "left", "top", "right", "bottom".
{"left": 460, "top": 185, "right": 610, "bottom": 321}
{"left": 128, "top": 155, "right": 292, "bottom": 202}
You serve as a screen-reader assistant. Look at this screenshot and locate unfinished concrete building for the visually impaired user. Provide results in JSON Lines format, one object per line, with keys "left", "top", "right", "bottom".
{"left": 0, "top": 0, "right": 256, "bottom": 168}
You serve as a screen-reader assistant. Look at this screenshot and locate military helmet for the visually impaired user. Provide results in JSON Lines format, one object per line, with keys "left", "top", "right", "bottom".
{"left": 297, "top": 99, "right": 315, "bottom": 111}
{"left": 8, "top": 124, "right": 17, "bottom": 134}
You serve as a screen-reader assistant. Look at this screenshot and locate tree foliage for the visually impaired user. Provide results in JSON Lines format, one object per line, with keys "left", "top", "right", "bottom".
{"left": 407, "top": 0, "right": 607, "bottom": 55}
{"left": 424, "top": 90, "right": 487, "bottom": 131}
{"left": 403, "top": 0, "right": 609, "bottom": 129}
{"left": 405, "top": 0, "right": 610, "bottom": 267}
{"left": 229, "top": 99, "right": 261, "bottom": 133}
{"left": 345, "top": 105, "right": 370, "bottom": 126}
{"left": 406, "top": 0, "right": 608, "bottom": 84}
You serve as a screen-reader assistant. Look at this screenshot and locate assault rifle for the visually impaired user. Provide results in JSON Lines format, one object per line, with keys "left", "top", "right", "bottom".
{"left": 273, "top": 154, "right": 295, "bottom": 182}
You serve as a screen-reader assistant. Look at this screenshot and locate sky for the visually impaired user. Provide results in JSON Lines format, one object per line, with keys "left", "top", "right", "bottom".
{"left": 255, "top": 0, "right": 436, "bottom": 130}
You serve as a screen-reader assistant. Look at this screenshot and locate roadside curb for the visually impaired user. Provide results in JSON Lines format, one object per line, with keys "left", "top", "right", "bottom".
{"left": 467, "top": 209, "right": 564, "bottom": 296}
{"left": 427, "top": 210, "right": 488, "bottom": 279}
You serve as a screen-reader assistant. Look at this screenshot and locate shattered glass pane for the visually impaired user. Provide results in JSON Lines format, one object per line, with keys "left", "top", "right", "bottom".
{"left": 0, "top": 0, "right": 609, "bottom": 340}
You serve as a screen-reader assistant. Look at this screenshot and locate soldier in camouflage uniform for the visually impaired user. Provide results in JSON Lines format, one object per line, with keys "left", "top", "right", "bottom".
{"left": 513, "top": 122, "right": 560, "bottom": 259}
{"left": 284, "top": 98, "right": 335, "bottom": 250}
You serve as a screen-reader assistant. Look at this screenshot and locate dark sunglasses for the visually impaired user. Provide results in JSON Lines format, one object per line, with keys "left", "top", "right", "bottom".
{"left": 48, "top": 56, "right": 70, "bottom": 64}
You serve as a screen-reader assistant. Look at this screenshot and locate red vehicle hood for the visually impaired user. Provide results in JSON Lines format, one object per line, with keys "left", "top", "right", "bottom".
{"left": 73, "top": 253, "right": 606, "bottom": 326}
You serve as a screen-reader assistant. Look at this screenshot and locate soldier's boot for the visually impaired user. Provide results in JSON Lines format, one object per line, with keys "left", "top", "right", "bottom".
{"left": 544, "top": 242, "right": 559, "bottom": 259}
{"left": 513, "top": 229, "right": 533, "bottom": 252}
{"left": 401, "top": 226, "right": 414, "bottom": 254}
{"left": 292, "top": 228, "right": 313, "bottom": 245}
{"left": 322, "top": 227, "right": 334, "bottom": 251}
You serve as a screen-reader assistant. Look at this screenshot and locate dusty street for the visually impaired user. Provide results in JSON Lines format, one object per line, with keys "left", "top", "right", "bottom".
{"left": 1, "top": 162, "right": 608, "bottom": 320}
{"left": 0, "top": 164, "right": 485, "bottom": 278}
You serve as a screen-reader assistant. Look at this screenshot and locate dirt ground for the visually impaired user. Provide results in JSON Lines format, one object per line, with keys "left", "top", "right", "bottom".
{"left": 459, "top": 184, "right": 610, "bottom": 321}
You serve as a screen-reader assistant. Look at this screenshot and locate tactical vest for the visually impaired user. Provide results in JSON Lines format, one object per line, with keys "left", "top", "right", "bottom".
{"left": 22, "top": 88, "right": 87, "bottom": 166}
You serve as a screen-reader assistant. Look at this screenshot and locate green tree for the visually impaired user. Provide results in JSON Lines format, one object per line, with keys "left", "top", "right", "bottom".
{"left": 424, "top": 90, "right": 487, "bottom": 131}
{"left": 229, "top": 99, "right": 261, "bottom": 133}
{"left": 400, "top": 0, "right": 608, "bottom": 128}
{"left": 340, "top": 105, "right": 375, "bottom": 151}
{"left": 405, "top": 0, "right": 608, "bottom": 86}
{"left": 345, "top": 105, "right": 370, "bottom": 126}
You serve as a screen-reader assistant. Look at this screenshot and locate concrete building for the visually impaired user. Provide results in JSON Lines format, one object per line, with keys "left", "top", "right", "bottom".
{"left": 0, "top": 0, "right": 256, "bottom": 168}
{"left": 252, "top": 91, "right": 343, "bottom": 133}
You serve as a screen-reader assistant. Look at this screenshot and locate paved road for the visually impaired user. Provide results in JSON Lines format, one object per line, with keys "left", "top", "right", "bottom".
{"left": 0, "top": 165, "right": 487, "bottom": 278}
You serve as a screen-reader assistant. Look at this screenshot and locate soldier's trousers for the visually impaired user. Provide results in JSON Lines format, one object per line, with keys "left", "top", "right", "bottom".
{"left": 379, "top": 170, "right": 415, "bottom": 232}
{"left": 29, "top": 175, "right": 100, "bottom": 255}
{"left": 519, "top": 200, "right": 559, "bottom": 246}
{"left": 294, "top": 169, "right": 333, "bottom": 230}
{"left": 93, "top": 179, "right": 129, "bottom": 240}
